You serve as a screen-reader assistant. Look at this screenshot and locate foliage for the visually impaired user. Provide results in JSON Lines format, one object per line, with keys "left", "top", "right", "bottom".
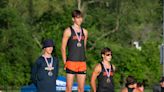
{"left": 0, "top": 0, "right": 162, "bottom": 89}
{"left": 0, "top": 7, "right": 38, "bottom": 87}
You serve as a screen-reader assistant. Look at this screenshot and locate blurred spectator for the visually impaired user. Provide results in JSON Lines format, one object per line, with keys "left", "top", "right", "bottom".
{"left": 121, "top": 75, "right": 141, "bottom": 92}
{"left": 136, "top": 82, "right": 144, "bottom": 92}
{"left": 153, "top": 76, "right": 164, "bottom": 92}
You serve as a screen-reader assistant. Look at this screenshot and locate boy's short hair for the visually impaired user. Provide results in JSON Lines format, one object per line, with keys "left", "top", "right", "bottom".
{"left": 72, "top": 10, "right": 83, "bottom": 18}
{"left": 160, "top": 76, "right": 164, "bottom": 83}
{"left": 126, "top": 76, "right": 136, "bottom": 86}
{"left": 101, "top": 47, "right": 112, "bottom": 55}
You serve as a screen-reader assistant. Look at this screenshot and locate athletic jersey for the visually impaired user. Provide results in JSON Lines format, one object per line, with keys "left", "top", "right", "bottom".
{"left": 97, "top": 62, "right": 114, "bottom": 92}
{"left": 67, "top": 26, "right": 86, "bottom": 61}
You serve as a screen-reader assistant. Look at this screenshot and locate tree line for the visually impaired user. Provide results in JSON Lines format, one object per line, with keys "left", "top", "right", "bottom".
{"left": 0, "top": 0, "right": 162, "bottom": 89}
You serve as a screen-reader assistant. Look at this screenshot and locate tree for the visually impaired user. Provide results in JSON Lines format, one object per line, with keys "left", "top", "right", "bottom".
{"left": 0, "top": 7, "right": 38, "bottom": 88}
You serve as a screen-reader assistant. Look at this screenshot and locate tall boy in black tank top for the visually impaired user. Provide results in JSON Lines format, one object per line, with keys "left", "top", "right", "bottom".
{"left": 61, "top": 10, "right": 88, "bottom": 92}
{"left": 91, "top": 47, "right": 116, "bottom": 92}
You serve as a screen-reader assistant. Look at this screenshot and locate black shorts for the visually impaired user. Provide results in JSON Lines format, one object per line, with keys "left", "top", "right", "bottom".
{"left": 66, "top": 68, "right": 86, "bottom": 74}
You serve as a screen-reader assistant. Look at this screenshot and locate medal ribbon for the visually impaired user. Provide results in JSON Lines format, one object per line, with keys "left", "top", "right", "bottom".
{"left": 102, "top": 62, "right": 110, "bottom": 78}
{"left": 43, "top": 55, "right": 53, "bottom": 69}
{"left": 72, "top": 26, "right": 82, "bottom": 42}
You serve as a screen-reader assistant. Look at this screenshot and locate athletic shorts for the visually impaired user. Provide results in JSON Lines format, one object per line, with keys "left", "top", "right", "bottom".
{"left": 65, "top": 61, "right": 86, "bottom": 74}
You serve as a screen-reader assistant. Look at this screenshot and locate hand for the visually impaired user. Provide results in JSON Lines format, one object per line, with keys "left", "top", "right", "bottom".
{"left": 64, "top": 62, "right": 66, "bottom": 70}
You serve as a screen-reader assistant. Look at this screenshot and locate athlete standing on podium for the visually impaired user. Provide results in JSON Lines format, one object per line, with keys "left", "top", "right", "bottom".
{"left": 61, "top": 10, "right": 88, "bottom": 92}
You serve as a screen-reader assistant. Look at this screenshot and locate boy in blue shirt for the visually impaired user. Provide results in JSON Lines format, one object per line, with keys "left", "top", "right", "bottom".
{"left": 31, "top": 39, "right": 59, "bottom": 92}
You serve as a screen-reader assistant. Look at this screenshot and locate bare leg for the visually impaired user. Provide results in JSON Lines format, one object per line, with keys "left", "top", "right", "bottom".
{"left": 66, "top": 74, "right": 75, "bottom": 92}
{"left": 77, "top": 74, "right": 86, "bottom": 92}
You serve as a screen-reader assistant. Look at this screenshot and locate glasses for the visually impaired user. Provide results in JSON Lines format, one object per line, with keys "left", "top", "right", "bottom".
{"left": 105, "top": 54, "right": 112, "bottom": 56}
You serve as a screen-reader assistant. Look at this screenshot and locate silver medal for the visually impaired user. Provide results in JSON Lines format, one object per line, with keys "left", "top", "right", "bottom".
{"left": 48, "top": 71, "right": 53, "bottom": 76}
{"left": 77, "top": 42, "right": 82, "bottom": 47}
{"left": 102, "top": 62, "right": 111, "bottom": 83}
{"left": 72, "top": 26, "right": 82, "bottom": 48}
{"left": 43, "top": 55, "right": 54, "bottom": 77}
{"left": 107, "top": 78, "right": 110, "bottom": 83}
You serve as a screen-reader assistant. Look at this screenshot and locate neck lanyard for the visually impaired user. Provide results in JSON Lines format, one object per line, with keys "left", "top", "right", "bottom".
{"left": 102, "top": 62, "right": 110, "bottom": 78}
{"left": 43, "top": 55, "right": 53, "bottom": 68}
{"left": 72, "top": 25, "right": 82, "bottom": 42}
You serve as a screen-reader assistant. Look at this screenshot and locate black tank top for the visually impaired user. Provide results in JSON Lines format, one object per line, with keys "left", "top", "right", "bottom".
{"left": 161, "top": 87, "right": 164, "bottom": 92}
{"left": 67, "top": 26, "right": 86, "bottom": 61}
{"left": 97, "top": 62, "right": 114, "bottom": 92}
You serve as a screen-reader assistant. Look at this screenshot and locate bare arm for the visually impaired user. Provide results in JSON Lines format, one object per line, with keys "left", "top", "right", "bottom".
{"left": 61, "top": 28, "right": 71, "bottom": 65}
{"left": 83, "top": 28, "right": 88, "bottom": 50}
{"left": 90, "top": 64, "right": 101, "bottom": 92}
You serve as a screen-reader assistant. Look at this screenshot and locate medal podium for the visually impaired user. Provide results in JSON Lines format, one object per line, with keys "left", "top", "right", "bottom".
{"left": 21, "top": 76, "right": 90, "bottom": 92}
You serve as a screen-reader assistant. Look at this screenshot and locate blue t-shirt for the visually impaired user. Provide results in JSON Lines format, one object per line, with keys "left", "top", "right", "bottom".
{"left": 31, "top": 56, "right": 59, "bottom": 92}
